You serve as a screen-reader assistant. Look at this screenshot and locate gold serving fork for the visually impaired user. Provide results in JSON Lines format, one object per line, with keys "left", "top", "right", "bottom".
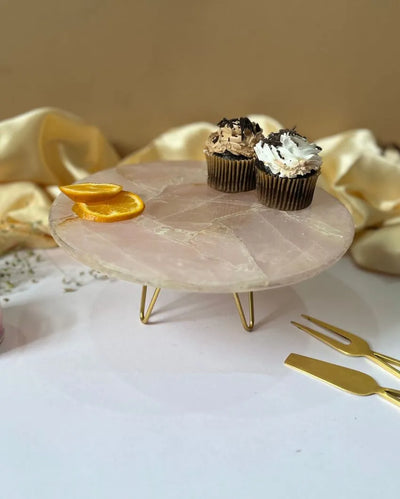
{"left": 291, "top": 315, "right": 400, "bottom": 379}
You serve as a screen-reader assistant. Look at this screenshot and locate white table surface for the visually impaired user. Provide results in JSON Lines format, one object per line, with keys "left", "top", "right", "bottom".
{"left": 1, "top": 247, "right": 399, "bottom": 499}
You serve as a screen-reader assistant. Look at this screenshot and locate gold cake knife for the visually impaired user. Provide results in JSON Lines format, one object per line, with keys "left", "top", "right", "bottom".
{"left": 285, "top": 353, "right": 400, "bottom": 409}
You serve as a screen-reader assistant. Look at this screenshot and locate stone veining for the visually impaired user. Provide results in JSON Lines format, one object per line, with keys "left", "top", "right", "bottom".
{"left": 49, "top": 161, "right": 355, "bottom": 293}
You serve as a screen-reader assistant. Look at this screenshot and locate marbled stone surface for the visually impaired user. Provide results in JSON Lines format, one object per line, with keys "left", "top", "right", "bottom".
{"left": 49, "top": 161, "right": 354, "bottom": 293}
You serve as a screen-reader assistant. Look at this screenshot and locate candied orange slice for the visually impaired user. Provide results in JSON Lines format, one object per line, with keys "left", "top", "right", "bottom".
{"left": 59, "top": 183, "right": 123, "bottom": 202}
{"left": 72, "top": 191, "right": 145, "bottom": 223}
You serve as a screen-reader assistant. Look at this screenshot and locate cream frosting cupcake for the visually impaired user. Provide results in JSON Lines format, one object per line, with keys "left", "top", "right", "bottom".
{"left": 254, "top": 128, "right": 322, "bottom": 210}
{"left": 204, "top": 117, "right": 263, "bottom": 192}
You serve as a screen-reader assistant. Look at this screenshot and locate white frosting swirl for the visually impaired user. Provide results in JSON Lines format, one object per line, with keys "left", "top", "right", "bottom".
{"left": 254, "top": 131, "right": 322, "bottom": 178}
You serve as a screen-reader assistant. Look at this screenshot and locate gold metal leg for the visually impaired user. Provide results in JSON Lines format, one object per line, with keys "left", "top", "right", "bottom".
{"left": 139, "top": 286, "right": 254, "bottom": 331}
{"left": 140, "top": 285, "right": 161, "bottom": 324}
{"left": 233, "top": 291, "right": 254, "bottom": 331}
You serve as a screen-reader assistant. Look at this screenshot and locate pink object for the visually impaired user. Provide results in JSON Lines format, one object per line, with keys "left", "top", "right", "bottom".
{"left": 49, "top": 161, "right": 354, "bottom": 293}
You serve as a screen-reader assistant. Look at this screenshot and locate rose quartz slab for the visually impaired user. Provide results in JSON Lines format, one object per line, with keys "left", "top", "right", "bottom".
{"left": 49, "top": 161, "right": 354, "bottom": 293}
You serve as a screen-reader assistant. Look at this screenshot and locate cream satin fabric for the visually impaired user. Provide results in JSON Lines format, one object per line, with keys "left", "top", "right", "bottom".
{"left": 0, "top": 108, "right": 120, "bottom": 252}
{"left": 317, "top": 130, "right": 400, "bottom": 275}
{"left": 1, "top": 110, "right": 399, "bottom": 275}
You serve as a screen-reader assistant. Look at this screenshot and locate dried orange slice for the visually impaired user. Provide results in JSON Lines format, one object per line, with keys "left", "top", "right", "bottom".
{"left": 60, "top": 183, "right": 123, "bottom": 202}
{"left": 72, "top": 191, "right": 145, "bottom": 223}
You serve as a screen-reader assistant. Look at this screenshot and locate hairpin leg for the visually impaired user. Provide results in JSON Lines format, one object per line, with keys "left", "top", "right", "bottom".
{"left": 139, "top": 287, "right": 254, "bottom": 331}
{"left": 140, "top": 285, "right": 161, "bottom": 324}
{"left": 233, "top": 291, "right": 254, "bottom": 331}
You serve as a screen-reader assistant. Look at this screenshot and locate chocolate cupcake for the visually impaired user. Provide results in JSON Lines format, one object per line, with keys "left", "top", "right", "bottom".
{"left": 254, "top": 128, "right": 322, "bottom": 210}
{"left": 204, "top": 117, "right": 263, "bottom": 192}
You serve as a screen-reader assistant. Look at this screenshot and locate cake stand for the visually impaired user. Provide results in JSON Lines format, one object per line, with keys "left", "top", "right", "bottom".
{"left": 49, "top": 161, "right": 354, "bottom": 331}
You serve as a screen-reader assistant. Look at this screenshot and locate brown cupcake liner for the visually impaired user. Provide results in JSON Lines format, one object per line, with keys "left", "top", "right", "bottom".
{"left": 205, "top": 153, "right": 256, "bottom": 192}
{"left": 256, "top": 167, "right": 320, "bottom": 210}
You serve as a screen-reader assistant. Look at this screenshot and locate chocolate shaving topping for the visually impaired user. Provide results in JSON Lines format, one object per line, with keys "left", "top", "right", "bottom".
{"left": 217, "top": 117, "right": 262, "bottom": 139}
{"left": 261, "top": 127, "right": 321, "bottom": 151}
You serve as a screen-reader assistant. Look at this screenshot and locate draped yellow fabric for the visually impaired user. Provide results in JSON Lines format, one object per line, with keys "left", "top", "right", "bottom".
{"left": 1, "top": 109, "right": 399, "bottom": 275}
{"left": 0, "top": 108, "right": 120, "bottom": 252}
{"left": 316, "top": 130, "right": 400, "bottom": 275}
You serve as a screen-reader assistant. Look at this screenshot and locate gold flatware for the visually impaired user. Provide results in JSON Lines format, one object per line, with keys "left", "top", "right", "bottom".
{"left": 291, "top": 314, "right": 400, "bottom": 378}
{"left": 285, "top": 353, "right": 400, "bottom": 408}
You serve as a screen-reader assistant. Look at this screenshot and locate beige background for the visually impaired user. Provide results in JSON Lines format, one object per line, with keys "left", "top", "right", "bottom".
{"left": 0, "top": 0, "right": 399, "bottom": 154}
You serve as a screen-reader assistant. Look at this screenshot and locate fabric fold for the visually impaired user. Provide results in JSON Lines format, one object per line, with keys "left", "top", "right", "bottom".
{"left": 0, "top": 108, "right": 120, "bottom": 253}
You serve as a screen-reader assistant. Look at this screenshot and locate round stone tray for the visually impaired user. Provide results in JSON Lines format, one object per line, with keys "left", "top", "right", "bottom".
{"left": 49, "top": 160, "right": 354, "bottom": 293}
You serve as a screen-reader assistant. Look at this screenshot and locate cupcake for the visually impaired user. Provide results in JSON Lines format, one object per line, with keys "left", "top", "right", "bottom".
{"left": 204, "top": 117, "right": 263, "bottom": 192}
{"left": 254, "top": 128, "right": 322, "bottom": 210}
